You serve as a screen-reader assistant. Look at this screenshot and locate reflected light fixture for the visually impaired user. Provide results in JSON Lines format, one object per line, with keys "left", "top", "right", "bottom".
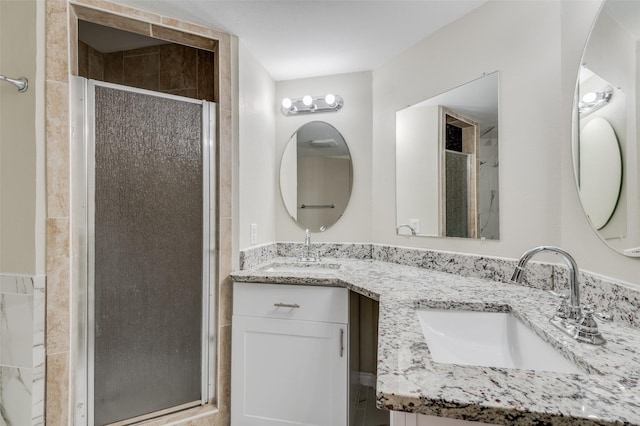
{"left": 579, "top": 85, "right": 613, "bottom": 115}
{"left": 280, "top": 93, "right": 344, "bottom": 116}
{"left": 281, "top": 97, "right": 293, "bottom": 109}
{"left": 302, "top": 95, "right": 313, "bottom": 106}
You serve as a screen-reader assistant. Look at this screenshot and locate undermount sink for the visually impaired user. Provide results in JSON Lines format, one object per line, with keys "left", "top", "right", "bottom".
{"left": 416, "top": 309, "right": 583, "bottom": 374}
{"left": 261, "top": 262, "right": 342, "bottom": 274}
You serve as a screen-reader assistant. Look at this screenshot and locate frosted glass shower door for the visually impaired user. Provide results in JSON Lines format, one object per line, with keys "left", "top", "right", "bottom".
{"left": 445, "top": 151, "right": 470, "bottom": 238}
{"left": 72, "top": 78, "right": 216, "bottom": 426}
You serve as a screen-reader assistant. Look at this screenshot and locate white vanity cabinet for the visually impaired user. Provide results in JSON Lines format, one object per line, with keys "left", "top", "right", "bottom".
{"left": 231, "top": 282, "right": 349, "bottom": 426}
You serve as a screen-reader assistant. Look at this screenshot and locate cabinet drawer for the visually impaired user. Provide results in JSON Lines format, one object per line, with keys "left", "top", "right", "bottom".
{"left": 233, "top": 282, "right": 348, "bottom": 323}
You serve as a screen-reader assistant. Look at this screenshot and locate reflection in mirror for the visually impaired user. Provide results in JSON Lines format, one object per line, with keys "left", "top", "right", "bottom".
{"left": 578, "top": 115, "right": 622, "bottom": 229}
{"left": 574, "top": 0, "right": 640, "bottom": 257}
{"left": 395, "top": 72, "right": 499, "bottom": 239}
{"left": 280, "top": 121, "right": 353, "bottom": 232}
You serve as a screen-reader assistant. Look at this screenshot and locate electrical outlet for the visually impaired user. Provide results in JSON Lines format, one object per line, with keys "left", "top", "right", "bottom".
{"left": 250, "top": 224, "right": 258, "bottom": 245}
{"left": 409, "top": 219, "right": 420, "bottom": 234}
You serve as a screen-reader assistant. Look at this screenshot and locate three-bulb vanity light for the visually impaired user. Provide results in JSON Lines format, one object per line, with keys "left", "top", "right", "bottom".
{"left": 280, "top": 93, "right": 343, "bottom": 116}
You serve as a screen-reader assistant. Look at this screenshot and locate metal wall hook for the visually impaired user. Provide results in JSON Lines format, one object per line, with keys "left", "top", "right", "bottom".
{"left": 0, "top": 75, "right": 28, "bottom": 92}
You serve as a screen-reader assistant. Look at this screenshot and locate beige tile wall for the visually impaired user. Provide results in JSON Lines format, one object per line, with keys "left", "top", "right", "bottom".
{"left": 45, "top": 0, "right": 233, "bottom": 424}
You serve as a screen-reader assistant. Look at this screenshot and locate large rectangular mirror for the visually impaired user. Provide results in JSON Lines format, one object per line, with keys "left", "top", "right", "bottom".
{"left": 395, "top": 72, "right": 500, "bottom": 239}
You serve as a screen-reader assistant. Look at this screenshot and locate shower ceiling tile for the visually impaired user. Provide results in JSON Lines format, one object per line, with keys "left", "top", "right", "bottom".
{"left": 197, "top": 50, "right": 215, "bottom": 102}
{"left": 159, "top": 44, "right": 197, "bottom": 91}
{"left": 123, "top": 52, "right": 159, "bottom": 91}
{"left": 104, "top": 51, "right": 125, "bottom": 85}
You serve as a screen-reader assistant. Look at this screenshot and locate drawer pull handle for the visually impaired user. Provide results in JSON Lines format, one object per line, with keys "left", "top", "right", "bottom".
{"left": 274, "top": 302, "right": 300, "bottom": 309}
{"left": 340, "top": 328, "right": 344, "bottom": 357}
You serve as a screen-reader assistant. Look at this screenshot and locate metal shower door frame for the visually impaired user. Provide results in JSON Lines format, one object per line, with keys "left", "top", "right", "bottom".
{"left": 70, "top": 77, "right": 217, "bottom": 425}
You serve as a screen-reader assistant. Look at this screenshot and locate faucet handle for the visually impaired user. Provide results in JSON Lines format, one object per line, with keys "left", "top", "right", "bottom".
{"left": 576, "top": 304, "right": 612, "bottom": 322}
{"left": 576, "top": 305, "right": 606, "bottom": 345}
{"left": 547, "top": 290, "right": 569, "bottom": 319}
{"left": 554, "top": 294, "right": 570, "bottom": 320}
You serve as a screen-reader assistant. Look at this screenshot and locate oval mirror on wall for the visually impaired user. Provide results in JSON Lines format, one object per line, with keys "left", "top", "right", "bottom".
{"left": 574, "top": 0, "right": 640, "bottom": 257}
{"left": 279, "top": 121, "right": 353, "bottom": 232}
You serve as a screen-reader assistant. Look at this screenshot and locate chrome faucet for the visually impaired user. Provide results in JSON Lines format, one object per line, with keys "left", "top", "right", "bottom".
{"left": 397, "top": 224, "right": 416, "bottom": 236}
{"left": 512, "top": 246, "right": 581, "bottom": 320}
{"left": 511, "top": 246, "right": 605, "bottom": 345}
{"left": 298, "top": 229, "right": 321, "bottom": 262}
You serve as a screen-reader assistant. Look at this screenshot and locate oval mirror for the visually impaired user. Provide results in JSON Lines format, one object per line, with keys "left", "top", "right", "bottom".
{"left": 574, "top": 0, "right": 640, "bottom": 257}
{"left": 279, "top": 121, "right": 353, "bottom": 232}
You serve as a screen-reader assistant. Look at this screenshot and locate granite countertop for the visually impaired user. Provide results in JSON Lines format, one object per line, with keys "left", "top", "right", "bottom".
{"left": 230, "top": 257, "right": 640, "bottom": 425}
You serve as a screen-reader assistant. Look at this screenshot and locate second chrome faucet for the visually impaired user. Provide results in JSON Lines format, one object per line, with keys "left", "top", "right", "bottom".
{"left": 298, "top": 229, "right": 321, "bottom": 263}
{"left": 511, "top": 246, "right": 606, "bottom": 345}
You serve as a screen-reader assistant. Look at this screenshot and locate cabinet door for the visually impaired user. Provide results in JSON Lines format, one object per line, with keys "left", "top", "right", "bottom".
{"left": 231, "top": 315, "right": 347, "bottom": 426}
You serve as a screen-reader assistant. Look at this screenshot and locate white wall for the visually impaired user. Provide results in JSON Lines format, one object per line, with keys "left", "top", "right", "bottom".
{"left": 396, "top": 105, "right": 440, "bottom": 236}
{"left": 280, "top": 134, "right": 297, "bottom": 221}
{"left": 373, "top": 1, "right": 563, "bottom": 257}
{"left": 238, "top": 41, "right": 277, "bottom": 249}
{"left": 275, "top": 71, "right": 372, "bottom": 242}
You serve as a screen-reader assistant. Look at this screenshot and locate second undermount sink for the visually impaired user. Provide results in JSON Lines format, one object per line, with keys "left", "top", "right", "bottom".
{"left": 261, "top": 262, "right": 342, "bottom": 274}
{"left": 416, "top": 309, "right": 584, "bottom": 374}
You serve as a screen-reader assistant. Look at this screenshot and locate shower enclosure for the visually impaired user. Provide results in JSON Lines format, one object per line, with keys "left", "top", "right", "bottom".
{"left": 71, "top": 77, "right": 217, "bottom": 425}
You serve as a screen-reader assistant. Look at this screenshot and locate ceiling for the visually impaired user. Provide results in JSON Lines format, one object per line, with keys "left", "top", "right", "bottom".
{"left": 111, "top": 0, "right": 488, "bottom": 81}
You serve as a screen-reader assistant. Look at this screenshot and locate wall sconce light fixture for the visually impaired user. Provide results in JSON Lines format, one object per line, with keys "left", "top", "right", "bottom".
{"left": 579, "top": 85, "right": 613, "bottom": 115}
{"left": 281, "top": 93, "right": 343, "bottom": 116}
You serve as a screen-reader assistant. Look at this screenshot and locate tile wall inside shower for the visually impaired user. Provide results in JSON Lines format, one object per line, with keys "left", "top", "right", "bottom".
{"left": 78, "top": 38, "right": 215, "bottom": 102}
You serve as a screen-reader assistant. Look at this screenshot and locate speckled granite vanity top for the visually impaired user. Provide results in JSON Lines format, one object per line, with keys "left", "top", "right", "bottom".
{"left": 231, "top": 257, "right": 640, "bottom": 425}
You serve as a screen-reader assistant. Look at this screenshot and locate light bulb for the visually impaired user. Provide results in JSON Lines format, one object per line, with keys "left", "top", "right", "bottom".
{"left": 582, "top": 92, "right": 597, "bottom": 104}
{"left": 281, "top": 98, "right": 292, "bottom": 109}
{"left": 302, "top": 95, "right": 313, "bottom": 106}
{"left": 325, "top": 93, "right": 336, "bottom": 106}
